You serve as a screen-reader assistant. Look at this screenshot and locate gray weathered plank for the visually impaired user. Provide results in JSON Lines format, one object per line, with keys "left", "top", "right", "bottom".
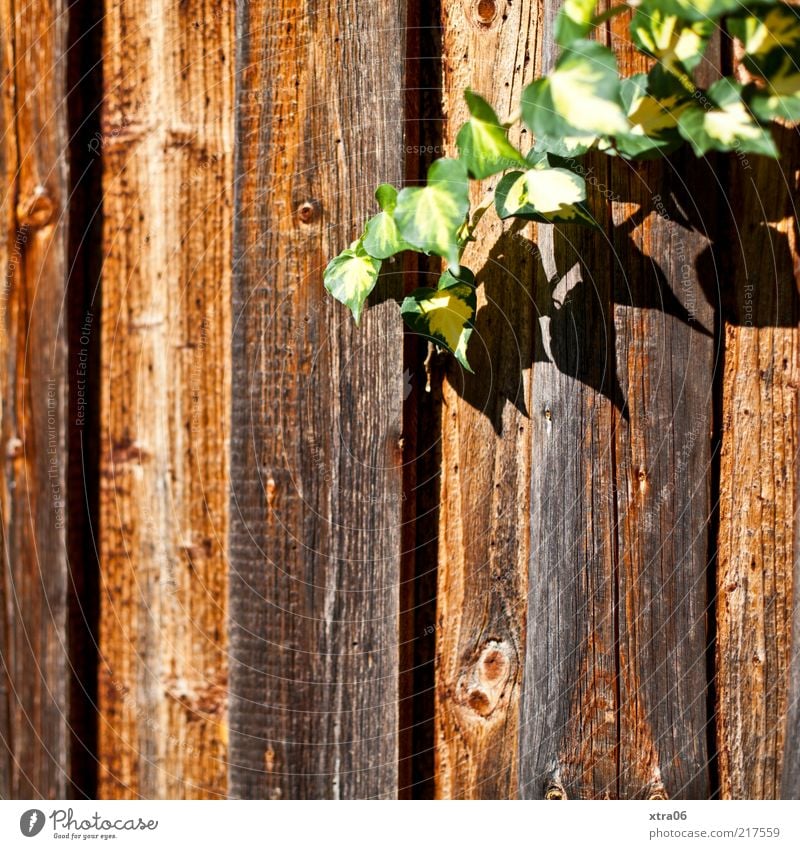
{"left": 228, "top": 0, "right": 407, "bottom": 799}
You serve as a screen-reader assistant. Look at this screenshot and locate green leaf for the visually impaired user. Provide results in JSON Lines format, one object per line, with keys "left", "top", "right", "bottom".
{"left": 677, "top": 77, "right": 778, "bottom": 157}
{"left": 362, "top": 184, "right": 414, "bottom": 259}
{"left": 728, "top": 5, "right": 800, "bottom": 79}
{"left": 401, "top": 272, "right": 477, "bottom": 370}
{"left": 532, "top": 134, "right": 597, "bottom": 159}
{"left": 323, "top": 240, "right": 382, "bottom": 324}
{"left": 494, "top": 166, "right": 596, "bottom": 225}
{"left": 395, "top": 158, "right": 470, "bottom": 271}
{"left": 555, "top": 0, "right": 598, "bottom": 49}
{"left": 615, "top": 72, "right": 688, "bottom": 159}
{"left": 745, "top": 59, "right": 800, "bottom": 124}
{"left": 521, "top": 40, "right": 629, "bottom": 138}
{"left": 640, "top": 0, "right": 773, "bottom": 23}
{"left": 456, "top": 89, "right": 526, "bottom": 179}
{"left": 630, "top": 7, "right": 713, "bottom": 72}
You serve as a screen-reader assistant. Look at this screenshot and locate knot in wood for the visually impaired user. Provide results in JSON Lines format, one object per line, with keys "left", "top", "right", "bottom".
{"left": 18, "top": 186, "right": 56, "bottom": 228}
{"left": 545, "top": 783, "right": 566, "bottom": 800}
{"left": 296, "top": 200, "right": 318, "bottom": 224}
{"left": 473, "top": 0, "right": 498, "bottom": 27}
{"left": 456, "top": 638, "right": 513, "bottom": 719}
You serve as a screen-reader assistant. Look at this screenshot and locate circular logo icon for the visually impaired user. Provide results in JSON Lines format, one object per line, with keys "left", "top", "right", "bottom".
{"left": 19, "top": 810, "right": 45, "bottom": 837}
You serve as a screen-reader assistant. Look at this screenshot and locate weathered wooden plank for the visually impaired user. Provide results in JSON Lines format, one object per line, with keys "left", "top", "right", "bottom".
{"left": 522, "top": 5, "right": 716, "bottom": 799}
{"left": 783, "top": 433, "right": 800, "bottom": 798}
{"left": 0, "top": 0, "right": 70, "bottom": 798}
{"left": 434, "top": 0, "right": 539, "bottom": 800}
{"left": 520, "top": 2, "right": 619, "bottom": 800}
{"left": 228, "top": 0, "right": 406, "bottom": 799}
{"left": 609, "top": 16, "right": 716, "bottom": 800}
{"left": 717, "top": 125, "right": 800, "bottom": 799}
{"left": 97, "top": 0, "right": 234, "bottom": 798}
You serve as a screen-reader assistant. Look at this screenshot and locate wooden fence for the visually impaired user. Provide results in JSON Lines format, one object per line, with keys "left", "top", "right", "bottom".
{"left": 1, "top": 0, "right": 799, "bottom": 800}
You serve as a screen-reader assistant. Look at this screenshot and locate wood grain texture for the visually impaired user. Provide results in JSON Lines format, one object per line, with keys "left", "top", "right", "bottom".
{"left": 783, "top": 427, "right": 800, "bottom": 798}
{"left": 521, "top": 4, "right": 715, "bottom": 799}
{"left": 228, "top": 0, "right": 406, "bottom": 799}
{"left": 434, "top": 0, "right": 540, "bottom": 800}
{"left": 610, "top": 17, "right": 716, "bottom": 800}
{"left": 716, "top": 128, "right": 800, "bottom": 799}
{"left": 0, "top": 0, "right": 70, "bottom": 798}
{"left": 97, "top": 0, "right": 234, "bottom": 798}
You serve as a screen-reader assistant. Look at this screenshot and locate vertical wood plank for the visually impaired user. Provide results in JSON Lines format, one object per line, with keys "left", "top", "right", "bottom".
{"left": 434, "top": 0, "right": 539, "bottom": 800}
{"left": 520, "top": 1, "right": 619, "bottom": 800}
{"left": 783, "top": 437, "right": 800, "bottom": 798}
{"left": 522, "top": 3, "right": 716, "bottom": 798}
{"left": 717, "top": 128, "right": 800, "bottom": 799}
{"left": 97, "top": 0, "right": 234, "bottom": 798}
{"left": 610, "top": 17, "right": 716, "bottom": 800}
{"left": 228, "top": 0, "right": 406, "bottom": 799}
{"left": 0, "top": 0, "right": 70, "bottom": 798}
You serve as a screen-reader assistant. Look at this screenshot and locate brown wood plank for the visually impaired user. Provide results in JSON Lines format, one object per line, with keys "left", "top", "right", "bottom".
{"left": 519, "top": 2, "right": 619, "bottom": 800}
{"left": 97, "top": 0, "right": 234, "bottom": 798}
{"left": 522, "top": 5, "right": 715, "bottom": 799}
{"left": 609, "top": 16, "right": 716, "bottom": 800}
{"left": 434, "top": 0, "right": 539, "bottom": 800}
{"left": 716, "top": 125, "right": 800, "bottom": 799}
{"left": 228, "top": 0, "right": 407, "bottom": 799}
{"left": 783, "top": 439, "right": 800, "bottom": 798}
{"left": 0, "top": 0, "right": 70, "bottom": 798}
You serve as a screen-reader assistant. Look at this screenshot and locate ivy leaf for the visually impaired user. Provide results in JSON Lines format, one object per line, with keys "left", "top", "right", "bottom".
{"left": 362, "top": 184, "right": 414, "bottom": 259}
{"left": 456, "top": 89, "right": 526, "bottom": 179}
{"left": 677, "top": 77, "right": 778, "bottom": 157}
{"left": 640, "top": 0, "right": 774, "bottom": 23}
{"left": 401, "top": 270, "right": 477, "bottom": 371}
{"left": 615, "top": 72, "right": 688, "bottom": 159}
{"left": 532, "top": 134, "right": 597, "bottom": 159}
{"left": 728, "top": 5, "right": 800, "bottom": 80}
{"left": 745, "top": 60, "right": 800, "bottom": 124}
{"left": 521, "top": 40, "right": 629, "bottom": 138}
{"left": 555, "top": 0, "right": 598, "bottom": 49}
{"left": 323, "top": 240, "right": 382, "bottom": 325}
{"left": 395, "top": 158, "right": 470, "bottom": 271}
{"left": 494, "top": 166, "right": 595, "bottom": 226}
{"left": 630, "top": 7, "right": 713, "bottom": 72}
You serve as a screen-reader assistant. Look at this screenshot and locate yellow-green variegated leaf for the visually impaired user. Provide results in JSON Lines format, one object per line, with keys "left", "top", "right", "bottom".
{"left": 456, "top": 89, "right": 526, "bottom": 179}
{"left": 323, "top": 240, "right": 382, "bottom": 324}
{"left": 555, "top": 0, "right": 598, "bottom": 48}
{"left": 401, "top": 275, "right": 476, "bottom": 370}
{"left": 728, "top": 5, "right": 800, "bottom": 79}
{"left": 630, "top": 8, "right": 713, "bottom": 72}
{"left": 641, "top": 0, "right": 773, "bottom": 23}
{"left": 746, "top": 59, "right": 800, "bottom": 124}
{"left": 678, "top": 78, "right": 778, "bottom": 157}
{"left": 395, "top": 158, "right": 469, "bottom": 271}
{"left": 495, "top": 166, "right": 595, "bottom": 225}
{"left": 522, "top": 40, "right": 629, "bottom": 138}
{"left": 615, "top": 72, "right": 688, "bottom": 159}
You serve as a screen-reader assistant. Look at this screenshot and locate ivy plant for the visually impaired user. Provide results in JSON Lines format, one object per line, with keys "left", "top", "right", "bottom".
{"left": 324, "top": 0, "right": 800, "bottom": 371}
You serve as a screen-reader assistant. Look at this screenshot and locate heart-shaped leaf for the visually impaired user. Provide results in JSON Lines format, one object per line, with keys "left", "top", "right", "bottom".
{"left": 630, "top": 8, "right": 713, "bottom": 72}
{"left": 522, "top": 40, "right": 629, "bottom": 138}
{"left": 401, "top": 270, "right": 477, "bottom": 370}
{"left": 678, "top": 77, "right": 778, "bottom": 157}
{"left": 495, "top": 166, "right": 595, "bottom": 225}
{"left": 323, "top": 240, "right": 382, "bottom": 324}
{"left": 362, "top": 184, "right": 414, "bottom": 258}
{"left": 456, "top": 89, "right": 526, "bottom": 179}
{"left": 395, "top": 158, "right": 470, "bottom": 270}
